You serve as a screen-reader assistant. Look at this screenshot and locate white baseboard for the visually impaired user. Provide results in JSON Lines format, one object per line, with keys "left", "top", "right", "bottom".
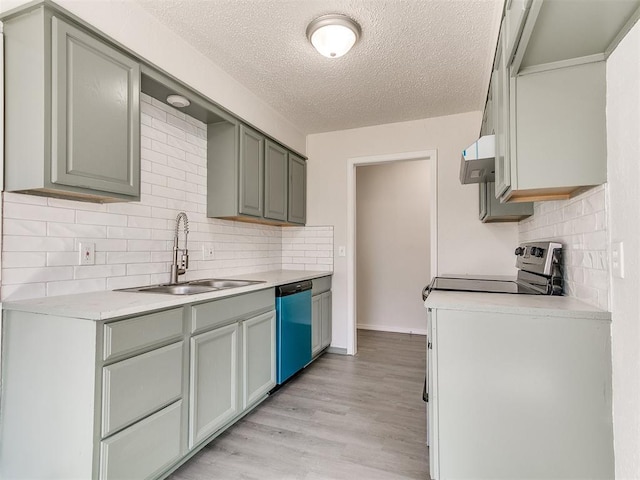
{"left": 357, "top": 324, "right": 427, "bottom": 336}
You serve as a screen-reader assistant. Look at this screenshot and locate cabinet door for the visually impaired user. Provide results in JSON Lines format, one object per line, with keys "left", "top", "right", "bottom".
{"left": 189, "top": 323, "right": 239, "bottom": 448}
{"left": 320, "top": 292, "right": 332, "bottom": 350}
{"left": 242, "top": 311, "right": 276, "bottom": 409}
{"left": 102, "top": 342, "right": 183, "bottom": 438}
{"left": 478, "top": 182, "right": 488, "bottom": 221}
{"left": 99, "top": 401, "right": 183, "bottom": 480}
{"left": 239, "top": 125, "right": 264, "bottom": 217}
{"left": 504, "top": 0, "right": 532, "bottom": 65}
{"left": 51, "top": 17, "right": 140, "bottom": 197}
{"left": 311, "top": 294, "right": 322, "bottom": 357}
{"left": 264, "top": 140, "right": 288, "bottom": 222}
{"left": 288, "top": 154, "right": 307, "bottom": 224}
{"left": 493, "top": 29, "right": 511, "bottom": 198}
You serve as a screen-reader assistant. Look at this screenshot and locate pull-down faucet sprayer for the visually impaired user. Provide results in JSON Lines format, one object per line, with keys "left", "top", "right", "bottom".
{"left": 170, "top": 212, "right": 189, "bottom": 284}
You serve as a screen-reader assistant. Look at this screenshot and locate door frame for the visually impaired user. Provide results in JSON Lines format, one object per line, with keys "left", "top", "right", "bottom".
{"left": 346, "top": 149, "right": 438, "bottom": 355}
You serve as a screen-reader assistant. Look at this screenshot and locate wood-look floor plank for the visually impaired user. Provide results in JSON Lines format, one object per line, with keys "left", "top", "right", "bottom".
{"left": 168, "top": 330, "right": 429, "bottom": 480}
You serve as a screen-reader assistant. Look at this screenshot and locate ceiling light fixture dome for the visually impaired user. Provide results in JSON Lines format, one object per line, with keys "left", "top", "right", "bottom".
{"left": 306, "top": 14, "right": 361, "bottom": 59}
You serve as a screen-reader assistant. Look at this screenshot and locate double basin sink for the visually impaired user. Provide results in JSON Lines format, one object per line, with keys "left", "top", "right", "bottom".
{"left": 119, "top": 278, "right": 265, "bottom": 295}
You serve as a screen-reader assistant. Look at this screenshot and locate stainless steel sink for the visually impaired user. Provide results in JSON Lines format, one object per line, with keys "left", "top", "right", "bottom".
{"left": 121, "top": 284, "right": 219, "bottom": 295}
{"left": 188, "top": 279, "right": 264, "bottom": 289}
{"left": 117, "top": 278, "right": 265, "bottom": 295}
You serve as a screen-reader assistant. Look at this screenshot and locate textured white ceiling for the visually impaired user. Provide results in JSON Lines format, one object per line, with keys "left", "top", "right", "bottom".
{"left": 137, "top": 0, "right": 503, "bottom": 134}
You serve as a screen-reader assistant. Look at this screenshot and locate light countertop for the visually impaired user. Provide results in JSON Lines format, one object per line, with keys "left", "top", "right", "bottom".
{"left": 424, "top": 290, "right": 610, "bottom": 320}
{"left": 2, "top": 270, "right": 332, "bottom": 321}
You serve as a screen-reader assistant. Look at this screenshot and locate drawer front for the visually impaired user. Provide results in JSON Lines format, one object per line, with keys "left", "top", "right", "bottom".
{"left": 191, "top": 289, "right": 273, "bottom": 334}
{"left": 311, "top": 276, "right": 332, "bottom": 296}
{"left": 102, "top": 342, "right": 183, "bottom": 437}
{"left": 100, "top": 400, "right": 183, "bottom": 480}
{"left": 103, "top": 308, "right": 183, "bottom": 361}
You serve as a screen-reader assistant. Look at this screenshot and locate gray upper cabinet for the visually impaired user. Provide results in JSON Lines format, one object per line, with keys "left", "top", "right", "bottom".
{"left": 239, "top": 125, "right": 265, "bottom": 218}
{"left": 479, "top": 182, "right": 532, "bottom": 223}
{"left": 2, "top": 6, "right": 140, "bottom": 202}
{"left": 492, "top": 28, "right": 510, "bottom": 199}
{"left": 485, "top": 0, "right": 638, "bottom": 203}
{"left": 264, "top": 140, "right": 288, "bottom": 222}
{"left": 503, "top": 0, "right": 532, "bottom": 65}
{"left": 288, "top": 154, "right": 307, "bottom": 225}
{"left": 208, "top": 121, "right": 307, "bottom": 225}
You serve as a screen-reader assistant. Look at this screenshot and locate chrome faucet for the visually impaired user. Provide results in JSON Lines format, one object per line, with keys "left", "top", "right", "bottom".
{"left": 170, "top": 212, "right": 189, "bottom": 284}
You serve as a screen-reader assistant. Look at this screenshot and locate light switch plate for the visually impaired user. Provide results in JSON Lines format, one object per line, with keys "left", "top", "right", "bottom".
{"left": 612, "top": 241, "right": 624, "bottom": 279}
{"left": 338, "top": 246, "right": 346, "bottom": 257}
{"left": 79, "top": 242, "right": 95, "bottom": 265}
{"left": 203, "top": 244, "right": 215, "bottom": 260}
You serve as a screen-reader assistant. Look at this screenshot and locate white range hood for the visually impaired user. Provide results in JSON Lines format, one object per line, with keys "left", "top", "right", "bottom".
{"left": 459, "top": 135, "right": 496, "bottom": 184}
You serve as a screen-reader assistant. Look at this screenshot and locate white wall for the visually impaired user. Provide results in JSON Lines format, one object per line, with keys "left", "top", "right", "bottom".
{"left": 1, "top": 94, "right": 332, "bottom": 301}
{"left": 605, "top": 21, "right": 640, "bottom": 479}
{"left": 306, "top": 112, "right": 519, "bottom": 350}
{"left": 356, "top": 160, "right": 430, "bottom": 334}
{"left": 0, "top": 0, "right": 305, "bottom": 154}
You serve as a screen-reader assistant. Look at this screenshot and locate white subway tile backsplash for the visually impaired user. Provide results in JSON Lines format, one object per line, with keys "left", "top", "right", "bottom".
{"left": 74, "top": 264, "right": 126, "bottom": 280}
{"left": 519, "top": 185, "right": 608, "bottom": 310}
{"left": 3, "top": 252, "right": 47, "bottom": 268}
{"left": 47, "top": 278, "right": 106, "bottom": 297}
{"left": 151, "top": 139, "right": 186, "bottom": 161}
{"left": 140, "top": 100, "right": 167, "bottom": 122}
{"left": 1, "top": 97, "right": 333, "bottom": 301}
{"left": 4, "top": 202, "right": 75, "bottom": 223}
{"left": 2, "top": 283, "right": 46, "bottom": 301}
{"left": 4, "top": 219, "right": 47, "bottom": 236}
{"left": 46, "top": 252, "right": 81, "bottom": 267}
{"left": 3, "top": 236, "right": 74, "bottom": 252}
{"left": 3, "top": 266, "right": 73, "bottom": 285}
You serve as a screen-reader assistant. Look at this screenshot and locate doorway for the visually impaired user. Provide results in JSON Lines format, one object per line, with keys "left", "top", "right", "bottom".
{"left": 346, "top": 150, "right": 438, "bottom": 355}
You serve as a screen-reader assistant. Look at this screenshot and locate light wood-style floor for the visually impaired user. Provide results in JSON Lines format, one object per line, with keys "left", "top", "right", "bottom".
{"left": 169, "top": 330, "right": 428, "bottom": 480}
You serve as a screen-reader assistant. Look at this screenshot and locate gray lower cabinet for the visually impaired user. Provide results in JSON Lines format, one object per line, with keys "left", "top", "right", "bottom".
{"left": 311, "top": 276, "right": 332, "bottom": 357}
{"left": 2, "top": 5, "right": 140, "bottom": 202}
{"left": 426, "top": 306, "right": 614, "bottom": 479}
{"left": 0, "top": 288, "right": 277, "bottom": 479}
{"left": 188, "top": 289, "right": 276, "bottom": 450}
{"left": 100, "top": 401, "right": 183, "bottom": 480}
{"left": 189, "top": 323, "right": 240, "bottom": 448}
{"left": 242, "top": 311, "right": 277, "bottom": 408}
{"left": 479, "top": 181, "right": 532, "bottom": 222}
{"left": 208, "top": 122, "right": 307, "bottom": 225}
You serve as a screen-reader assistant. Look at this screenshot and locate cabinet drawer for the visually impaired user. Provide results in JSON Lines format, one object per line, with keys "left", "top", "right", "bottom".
{"left": 100, "top": 400, "right": 183, "bottom": 480}
{"left": 102, "top": 342, "right": 183, "bottom": 437}
{"left": 191, "top": 289, "right": 273, "bottom": 334}
{"left": 311, "top": 276, "right": 332, "bottom": 296}
{"left": 103, "top": 308, "right": 183, "bottom": 361}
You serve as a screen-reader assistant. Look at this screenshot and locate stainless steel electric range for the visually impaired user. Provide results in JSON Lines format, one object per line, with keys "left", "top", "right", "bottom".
{"left": 422, "top": 241, "right": 563, "bottom": 301}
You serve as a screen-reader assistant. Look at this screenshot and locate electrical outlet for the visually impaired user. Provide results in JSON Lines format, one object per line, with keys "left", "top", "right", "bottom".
{"left": 79, "top": 242, "right": 95, "bottom": 265}
{"left": 203, "top": 244, "right": 215, "bottom": 260}
{"left": 612, "top": 241, "right": 624, "bottom": 279}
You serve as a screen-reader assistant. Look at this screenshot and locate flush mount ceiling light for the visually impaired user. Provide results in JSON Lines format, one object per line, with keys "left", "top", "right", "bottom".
{"left": 306, "top": 14, "right": 361, "bottom": 58}
{"left": 166, "top": 94, "right": 190, "bottom": 108}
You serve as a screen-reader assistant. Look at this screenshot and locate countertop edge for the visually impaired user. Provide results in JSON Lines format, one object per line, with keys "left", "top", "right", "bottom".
{"left": 2, "top": 270, "right": 332, "bottom": 321}
{"left": 424, "top": 290, "right": 611, "bottom": 320}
